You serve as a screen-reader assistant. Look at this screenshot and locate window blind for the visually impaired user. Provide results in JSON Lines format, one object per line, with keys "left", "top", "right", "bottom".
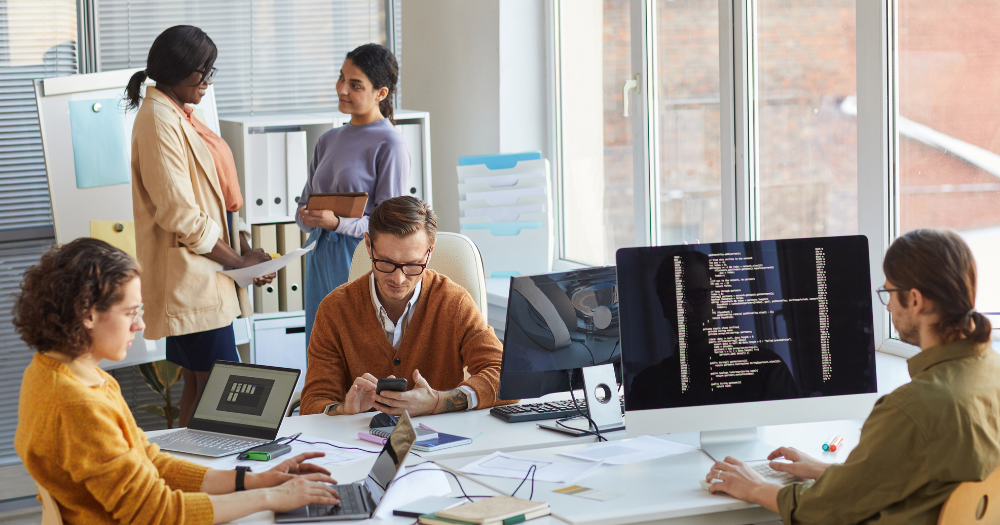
{"left": 96, "top": 0, "right": 388, "bottom": 115}
{"left": 0, "top": 239, "right": 55, "bottom": 466}
{"left": 0, "top": 1, "right": 77, "bottom": 236}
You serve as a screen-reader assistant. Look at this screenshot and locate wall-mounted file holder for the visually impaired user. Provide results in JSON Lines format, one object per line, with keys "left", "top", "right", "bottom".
{"left": 458, "top": 151, "right": 541, "bottom": 169}
{"left": 460, "top": 212, "right": 548, "bottom": 226}
{"left": 460, "top": 196, "right": 547, "bottom": 220}
{"left": 457, "top": 154, "right": 553, "bottom": 279}
{"left": 462, "top": 185, "right": 547, "bottom": 206}
{"left": 461, "top": 227, "right": 552, "bottom": 278}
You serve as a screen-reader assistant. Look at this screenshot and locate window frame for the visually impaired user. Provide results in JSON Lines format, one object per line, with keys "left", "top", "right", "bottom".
{"left": 551, "top": 0, "right": 907, "bottom": 356}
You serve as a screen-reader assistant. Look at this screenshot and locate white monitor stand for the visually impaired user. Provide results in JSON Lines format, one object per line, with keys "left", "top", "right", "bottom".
{"left": 537, "top": 363, "right": 625, "bottom": 436}
{"left": 700, "top": 427, "right": 777, "bottom": 462}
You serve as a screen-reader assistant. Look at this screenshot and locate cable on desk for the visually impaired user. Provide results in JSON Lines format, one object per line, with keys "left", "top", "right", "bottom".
{"left": 560, "top": 370, "right": 607, "bottom": 442}
{"left": 510, "top": 464, "right": 537, "bottom": 500}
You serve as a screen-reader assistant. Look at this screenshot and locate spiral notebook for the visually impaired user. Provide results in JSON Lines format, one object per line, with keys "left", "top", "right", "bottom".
{"left": 371, "top": 426, "right": 472, "bottom": 451}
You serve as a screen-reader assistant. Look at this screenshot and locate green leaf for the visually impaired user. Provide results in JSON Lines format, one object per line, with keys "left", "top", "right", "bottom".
{"left": 137, "top": 363, "right": 166, "bottom": 396}
{"left": 154, "top": 360, "right": 182, "bottom": 388}
{"left": 134, "top": 405, "right": 166, "bottom": 418}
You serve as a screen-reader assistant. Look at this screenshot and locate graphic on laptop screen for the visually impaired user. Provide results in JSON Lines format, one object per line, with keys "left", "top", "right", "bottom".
{"left": 217, "top": 375, "right": 274, "bottom": 416}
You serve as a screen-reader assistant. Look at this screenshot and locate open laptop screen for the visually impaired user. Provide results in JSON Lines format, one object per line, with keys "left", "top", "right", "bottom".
{"left": 364, "top": 412, "right": 417, "bottom": 506}
{"left": 189, "top": 361, "right": 300, "bottom": 440}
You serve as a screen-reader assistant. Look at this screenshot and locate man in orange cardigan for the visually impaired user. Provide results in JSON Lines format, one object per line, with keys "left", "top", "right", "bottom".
{"left": 301, "top": 196, "right": 508, "bottom": 416}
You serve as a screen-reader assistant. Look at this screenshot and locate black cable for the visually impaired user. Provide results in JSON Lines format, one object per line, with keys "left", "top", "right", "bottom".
{"left": 291, "top": 437, "right": 381, "bottom": 454}
{"left": 571, "top": 337, "right": 596, "bottom": 365}
{"left": 564, "top": 370, "right": 607, "bottom": 442}
{"left": 510, "top": 464, "right": 537, "bottom": 500}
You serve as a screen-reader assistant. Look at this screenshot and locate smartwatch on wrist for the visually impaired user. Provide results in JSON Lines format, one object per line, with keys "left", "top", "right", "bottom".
{"left": 323, "top": 402, "right": 341, "bottom": 415}
{"left": 235, "top": 465, "right": 251, "bottom": 491}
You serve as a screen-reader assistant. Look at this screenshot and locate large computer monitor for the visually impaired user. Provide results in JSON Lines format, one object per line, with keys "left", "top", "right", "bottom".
{"left": 497, "top": 266, "right": 620, "bottom": 401}
{"left": 617, "top": 235, "right": 878, "bottom": 460}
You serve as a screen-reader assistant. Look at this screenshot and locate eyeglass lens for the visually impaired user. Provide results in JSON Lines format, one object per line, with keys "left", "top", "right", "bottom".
{"left": 374, "top": 260, "right": 424, "bottom": 276}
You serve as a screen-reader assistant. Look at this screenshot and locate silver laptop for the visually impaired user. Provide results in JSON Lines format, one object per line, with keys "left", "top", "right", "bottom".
{"left": 148, "top": 360, "right": 300, "bottom": 457}
{"left": 275, "top": 411, "right": 419, "bottom": 522}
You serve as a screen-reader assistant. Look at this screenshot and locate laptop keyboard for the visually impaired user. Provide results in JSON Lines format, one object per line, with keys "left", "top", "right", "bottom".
{"left": 308, "top": 484, "right": 366, "bottom": 517}
{"left": 153, "top": 430, "right": 263, "bottom": 454}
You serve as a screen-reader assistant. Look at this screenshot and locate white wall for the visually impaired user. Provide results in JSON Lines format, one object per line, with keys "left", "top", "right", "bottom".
{"left": 401, "top": 0, "right": 549, "bottom": 232}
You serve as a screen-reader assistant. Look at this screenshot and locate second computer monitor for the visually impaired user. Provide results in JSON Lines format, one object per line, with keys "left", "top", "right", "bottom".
{"left": 618, "top": 235, "right": 878, "bottom": 438}
{"left": 498, "top": 266, "right": 620, "bottom": 400}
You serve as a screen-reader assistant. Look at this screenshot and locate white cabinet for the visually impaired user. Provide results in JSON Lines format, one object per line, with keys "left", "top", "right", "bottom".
{"left": 252, "top": 315, "right": 308, "bottom": 392}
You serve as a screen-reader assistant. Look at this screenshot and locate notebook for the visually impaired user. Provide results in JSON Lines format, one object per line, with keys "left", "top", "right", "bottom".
{"left": 305, "top": 192, "right": 368, "bottom": 217}
{"left": 419, "top": 496, "right": 550, "bottom": 525}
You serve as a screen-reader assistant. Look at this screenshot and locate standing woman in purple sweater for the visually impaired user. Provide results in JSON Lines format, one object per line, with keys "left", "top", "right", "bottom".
{"left": 297, "top": 44, "right": 410, "bottom": 347}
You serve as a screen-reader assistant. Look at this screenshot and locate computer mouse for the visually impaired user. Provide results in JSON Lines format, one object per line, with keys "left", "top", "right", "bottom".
{"left": 369, "top": 412, "right": 398, "bottom": 429}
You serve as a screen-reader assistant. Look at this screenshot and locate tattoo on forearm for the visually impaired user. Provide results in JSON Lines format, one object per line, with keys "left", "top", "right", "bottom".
{"left": 440, "top": 389, "right": 469, "bottom": 413}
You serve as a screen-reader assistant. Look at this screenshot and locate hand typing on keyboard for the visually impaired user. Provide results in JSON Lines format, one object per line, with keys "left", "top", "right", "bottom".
{"left": 701, "top": 451, "right": 810, "bottom": 514}
{"left": 765, "top": 446, "right": 831, "bottom": 480}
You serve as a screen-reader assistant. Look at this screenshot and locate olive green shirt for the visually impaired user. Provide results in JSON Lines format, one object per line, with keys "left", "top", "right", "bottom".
{"left": 778, "top": 339, "right": 1000, "bottom": 524}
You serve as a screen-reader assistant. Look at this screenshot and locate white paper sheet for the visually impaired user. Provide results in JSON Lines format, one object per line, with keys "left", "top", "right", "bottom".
{"left": 218, "top": 241, "right": 316, "bottom": 287}
{"left": 374, "top": 467, "right": 453, "bottom": 520}
{"left": 459, "top": 451, "right": 602, "bottom": 484}
{"left": 207, "top": 434, "right": 380, "bottom": 472}
{"left": 558, "top": 436, "right": 697, "bottom": 465}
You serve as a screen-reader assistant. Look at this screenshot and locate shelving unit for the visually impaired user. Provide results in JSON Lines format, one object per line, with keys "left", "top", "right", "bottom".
{"left": 219, "top": 109, "right": 432, "bottom": 374}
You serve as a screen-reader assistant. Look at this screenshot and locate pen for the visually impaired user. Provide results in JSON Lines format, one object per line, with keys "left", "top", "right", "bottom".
{"left": 358, "top": 432, "right": 387, "bottom": 446}
{"left": 828, "top": 435, "right": 844, "bottom": 452}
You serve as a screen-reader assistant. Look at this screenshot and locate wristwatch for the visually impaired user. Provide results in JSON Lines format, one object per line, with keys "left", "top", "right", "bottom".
{"left": 235, "top": 465, "right": 251, "bottom": 491}
{"left": 323, "top": 402, "right": 341, "bottom": 415}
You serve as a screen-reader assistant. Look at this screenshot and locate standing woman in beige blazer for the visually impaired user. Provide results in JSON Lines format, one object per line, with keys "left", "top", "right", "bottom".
{"left": 127, "top": 25, "right": 273, "bottom": 427}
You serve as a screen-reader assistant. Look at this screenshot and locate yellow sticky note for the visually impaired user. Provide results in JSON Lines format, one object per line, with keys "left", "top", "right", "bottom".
{"left": 90, "top": 221, "right": 137, "bottom": 259}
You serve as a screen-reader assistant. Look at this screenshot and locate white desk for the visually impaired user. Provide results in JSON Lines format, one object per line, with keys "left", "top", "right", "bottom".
{"left": 166, "top": 351, "right": 911, "bottom": 524}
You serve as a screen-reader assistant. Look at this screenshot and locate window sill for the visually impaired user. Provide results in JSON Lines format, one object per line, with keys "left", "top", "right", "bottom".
{"left": 877, "top": 337, "right": 920, "bottom": 359}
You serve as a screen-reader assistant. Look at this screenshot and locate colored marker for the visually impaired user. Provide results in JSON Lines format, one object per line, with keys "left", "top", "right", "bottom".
{"left": 822, "top": 435, "right": 837, "bottom": 451}
{"left": 418, "top": 423, "right": 438, "bottom": 432}
{"left": 828, "top": 435, "right": 844, "bottom": 452}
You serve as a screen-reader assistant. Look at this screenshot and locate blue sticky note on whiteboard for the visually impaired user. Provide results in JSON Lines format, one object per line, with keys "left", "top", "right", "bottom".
{"left": 69, "top": 98, "right": 130, "bottom": 188}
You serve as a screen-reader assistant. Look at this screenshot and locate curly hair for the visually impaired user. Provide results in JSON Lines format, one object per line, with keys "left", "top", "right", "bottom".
{"left": 13, "top": 238, "right": 140, "bottom": 357}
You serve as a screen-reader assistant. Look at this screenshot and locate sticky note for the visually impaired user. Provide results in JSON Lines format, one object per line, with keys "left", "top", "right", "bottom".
{"left": 90, "top": 221, "right": 136, "bottom": 258}
{"left": 69, "top": 98, "right": 130, "bottom": 188}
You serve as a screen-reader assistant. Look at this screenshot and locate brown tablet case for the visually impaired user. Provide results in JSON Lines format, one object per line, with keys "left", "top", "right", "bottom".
{"left": 305, "top": 192, "right": 369, "bottom": 218}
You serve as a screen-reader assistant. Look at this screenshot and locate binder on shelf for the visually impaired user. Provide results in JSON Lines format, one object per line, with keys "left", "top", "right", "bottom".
{"left": 251, "top": 224, "right": 279, "bottom": 314}
{"left": 243, "top": 131, "right": 307, "bottom": 223}
{"left": 285, "top": 131, "right": 307, "bottom": 216}
{"left": 276, "top": 223, "right": 304, "bottom": 312}
{"left": 396, "top": 123, "right": 425, "bottom": 200}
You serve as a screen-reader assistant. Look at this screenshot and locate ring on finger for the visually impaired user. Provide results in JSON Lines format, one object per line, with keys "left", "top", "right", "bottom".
{"left": 717, "top": 469, "right": 723, "bottom": 479}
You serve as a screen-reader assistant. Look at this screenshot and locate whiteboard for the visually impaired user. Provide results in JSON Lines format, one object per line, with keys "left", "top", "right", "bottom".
{"left": 35, "top": 68, "right": 220, "bottom": 245}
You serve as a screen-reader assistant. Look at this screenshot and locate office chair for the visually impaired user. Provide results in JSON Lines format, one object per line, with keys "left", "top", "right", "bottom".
{"left": 347, "top": 232, "right": 489, "bottom": 319}
{"left": 35, "top": 482, "right": 63, "bottom": 525}
{"left": 938, "top": 467, "right": 1000, "bottom": 524}
{"left": 286, "top": 391, "right": 301, "bottom": 417}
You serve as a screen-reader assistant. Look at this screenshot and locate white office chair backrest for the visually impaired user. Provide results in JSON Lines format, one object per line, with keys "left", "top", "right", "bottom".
{"left": 347, "top": 232, "right": 488, "bottom": 318}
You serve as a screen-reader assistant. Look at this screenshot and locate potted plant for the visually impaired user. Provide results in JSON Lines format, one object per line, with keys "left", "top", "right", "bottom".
{"left": 135, "top": 360, "right": 181, "bottom": 428}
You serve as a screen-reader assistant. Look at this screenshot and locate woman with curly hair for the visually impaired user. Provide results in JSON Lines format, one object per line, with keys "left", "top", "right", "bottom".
{"left": 13, "top": 238, "right": 339, "bottom": 524}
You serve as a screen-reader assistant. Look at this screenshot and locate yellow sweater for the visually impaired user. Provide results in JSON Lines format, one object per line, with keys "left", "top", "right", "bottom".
{"left": 15, "top": 354, "right": 214, "bottom": 524}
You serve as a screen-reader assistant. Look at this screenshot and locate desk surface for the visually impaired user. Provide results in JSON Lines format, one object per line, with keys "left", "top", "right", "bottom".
{"left": 167, "top": 351, "right": 910, "bottom": 525}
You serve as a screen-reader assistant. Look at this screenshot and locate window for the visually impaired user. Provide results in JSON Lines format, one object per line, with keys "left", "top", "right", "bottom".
{"left": 557, "top": 0, "right": 635, "bottom": 266}
{"left": 757, "top": 0, "right": 857, "bottom": 240}
{"left": 656, "top": 0, "right": 723, "bottom": 246}
{"left": 898, "top": 0, "right": 1000, "bottom": 313}
{"left": 96, "top": 0, "right": 388, "bottom": 115}
{"left": 552, "top": 0, "right": 972, "bottom": 355}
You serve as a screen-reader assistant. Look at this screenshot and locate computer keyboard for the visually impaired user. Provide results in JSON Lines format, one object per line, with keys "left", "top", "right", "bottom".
{"left": 307, "top": 483, "right": 366, "bottom": 517}
{"left": 153, "top": 430, "right": 261, "bottom": 453}
{"left": 490, "top": 396, "right": 624, "bottom": 423}
{"left": 700, "top": 460, "right": 802, "bottom": 491}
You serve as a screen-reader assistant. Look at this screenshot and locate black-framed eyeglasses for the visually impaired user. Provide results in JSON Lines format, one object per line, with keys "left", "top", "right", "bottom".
{"left": 370, "top": 249, "right": 431, "bottom": 276}
{"left": 876, "top": 288, "right": 910, "bottom": 305}
{"left": 195, "top": 67, "right": 218, "bottom": 84}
